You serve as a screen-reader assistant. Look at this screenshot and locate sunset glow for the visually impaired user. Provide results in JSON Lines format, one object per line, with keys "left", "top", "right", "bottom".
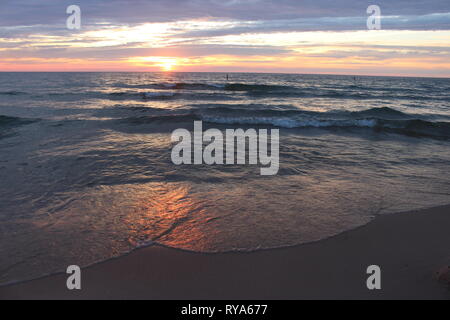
{"left": 129, "top": 57, "right": 181, "bottom": 71}
{"left": 0, "top": 2, "right": 449, "bottom": 76}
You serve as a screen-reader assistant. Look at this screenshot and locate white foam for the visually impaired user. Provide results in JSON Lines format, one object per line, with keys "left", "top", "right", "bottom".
{"left": 200, "top": 115, "right": 377, "bottom": 129}
{"left": 143, "top": 91, "right": 175, "bottom": 98}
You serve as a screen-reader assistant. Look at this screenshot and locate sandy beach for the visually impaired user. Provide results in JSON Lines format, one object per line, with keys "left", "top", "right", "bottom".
{"left": 1, "top": 205, "right": 449, "bottom": 300}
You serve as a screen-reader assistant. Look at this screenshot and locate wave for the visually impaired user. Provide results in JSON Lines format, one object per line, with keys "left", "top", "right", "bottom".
{"left": 188, "top": 105, "right": 442, "bottom": 121}
{"left": 200, "top": 116, "right": 377, "bottom": 129}
{"left": 185, "top": 83, "right": 444, "bottom": 101}
{"left": 203, "top": 116, "right": 450, "bottom": 139}
{"left": 114, "top": 82, "right": 225, "bottom": 90}
{"left": 380, "top": 119, "right": 450, "bottom": 139}
{"left": 116, "top": 82, "right": 299, "bottom": 93}
{"left": 0, "top": 91, "right": 27, "bottom": 96}
{"left": 115, "top": 105, "right": 450, "bottom": 139}
{"left": 349, "top": 106, "right": 411, "bottom": 118}
{"left": 116, "top": 104, "right": 420, "bottom": 120}
{"left": 0, "top": 115, "right": 37, "bottom": 128}
{"left": 143, "top": 92, "right": 176, "bottom": 99}
{"left": 108, "top": 82, "right": 450, "bottom": 100}
{"left": 119, "top": 113, "right": 200, "bottom": 124}
{"left": 39, "top": 88, "right": 447, "bottom": 103}
{"left": 201, "top": 116, "right": 450, "bottom": 138}
{"left": 5, "top": 82, "right": 449, "bottom": 103}
{"left": 224, "top": 83, "right": 291, "bottom": 92}
{"left": 106, "top": 91, "right": 177, "bottom": 101}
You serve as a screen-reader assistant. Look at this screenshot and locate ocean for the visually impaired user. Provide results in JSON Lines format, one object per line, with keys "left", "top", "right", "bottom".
{"left": 0, "top": 72, "right": 449, "bottom": 285}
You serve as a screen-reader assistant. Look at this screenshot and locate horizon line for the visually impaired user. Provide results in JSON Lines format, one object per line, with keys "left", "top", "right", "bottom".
{"left": 0, "top": 71, "right": 448, "bottom": 79}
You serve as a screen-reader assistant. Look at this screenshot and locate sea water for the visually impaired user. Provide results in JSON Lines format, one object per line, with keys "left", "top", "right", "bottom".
{"left": 0, "top": 72, "right": 449, "bottom": 284}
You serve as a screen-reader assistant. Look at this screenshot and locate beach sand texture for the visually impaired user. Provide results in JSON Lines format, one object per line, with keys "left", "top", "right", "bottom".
{"left": 1, "top": 205, "right": 449, "bottom": 300}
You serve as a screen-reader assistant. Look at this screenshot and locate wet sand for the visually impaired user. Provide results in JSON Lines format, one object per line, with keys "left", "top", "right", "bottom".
{"left": 1, "top": 205, "right": 449, "bottom": 300}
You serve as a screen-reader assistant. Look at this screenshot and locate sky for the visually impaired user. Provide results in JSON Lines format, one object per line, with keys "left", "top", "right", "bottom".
{"left": 0, "top": 0, "right": 449, "bottom": 76}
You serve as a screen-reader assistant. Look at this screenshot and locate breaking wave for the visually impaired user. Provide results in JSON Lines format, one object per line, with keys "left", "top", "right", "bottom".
{"left": 113, "top": 105, "right": 450, "bottom": 140}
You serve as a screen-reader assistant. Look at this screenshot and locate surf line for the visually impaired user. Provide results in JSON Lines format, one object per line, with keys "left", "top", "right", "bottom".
{"left": 171, "top": 121, "right": 279, "bottom": 176}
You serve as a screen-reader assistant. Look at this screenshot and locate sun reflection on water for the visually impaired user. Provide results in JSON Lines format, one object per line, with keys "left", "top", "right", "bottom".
{"left": 124, "top": 184, "right": 212, "bottom": 250}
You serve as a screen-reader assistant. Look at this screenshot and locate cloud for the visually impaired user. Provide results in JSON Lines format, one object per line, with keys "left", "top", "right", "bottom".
{"left": 178, "top": 13, "right": 450, "bottom": 38}
{"left": 1, "top": 0, "right": 449, "bottom": 27}
{"left": 0, "top": 0, "right": 449, "bottom": 75}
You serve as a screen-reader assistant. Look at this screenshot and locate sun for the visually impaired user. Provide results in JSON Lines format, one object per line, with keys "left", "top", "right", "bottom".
{"left": 161, "top": 61, "right": 175, "bottom": 71}
{"left": 129, "top": 56, "right": 178, "bottom": 71}
{"left": 156, "top": 58, "right": 177, "bottom": 71}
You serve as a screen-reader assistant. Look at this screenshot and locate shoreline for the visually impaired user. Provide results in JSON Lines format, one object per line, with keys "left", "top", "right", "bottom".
{"left": 1, "top": 204, "right": 449, "bottom": 300}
